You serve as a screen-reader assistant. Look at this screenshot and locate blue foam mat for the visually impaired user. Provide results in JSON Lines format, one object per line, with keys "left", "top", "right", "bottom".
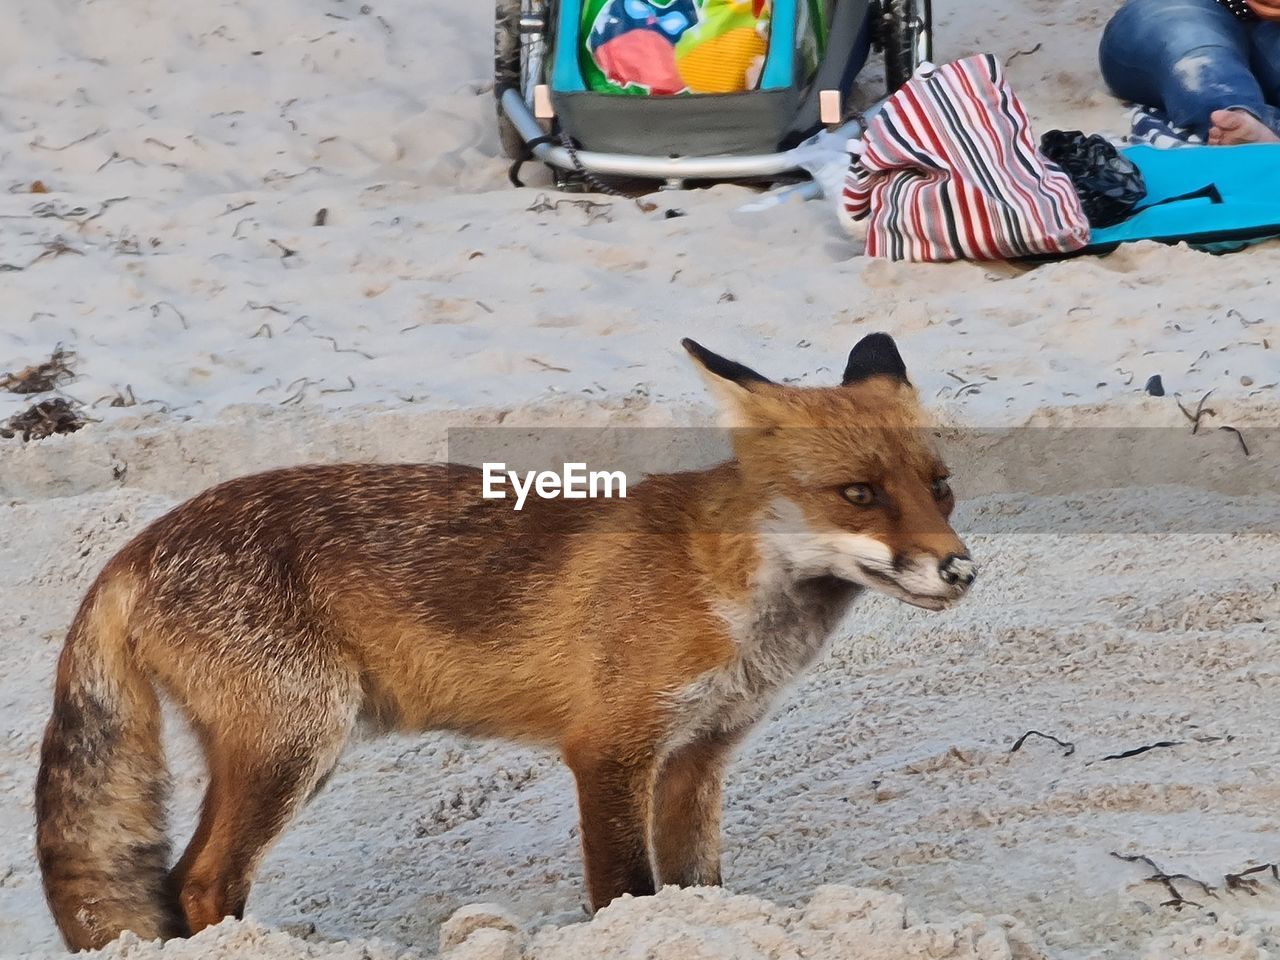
{"left": 1088, "top": 143, "right": 1280, "bottom": 250}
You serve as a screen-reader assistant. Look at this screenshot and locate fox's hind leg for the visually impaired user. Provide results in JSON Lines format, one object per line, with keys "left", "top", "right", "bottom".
{"left": 169, "top": 667, "right": 358, "bottom": 935}
{"left": 651, "top": 737, "right": 731, "bottom": 888}
{"left": 564, "top": 747, "right": 658, "bottom": 911}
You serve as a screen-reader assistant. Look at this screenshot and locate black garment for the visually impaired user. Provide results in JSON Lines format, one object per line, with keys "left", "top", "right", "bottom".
{"left": 1217, "top": 0, "right": 1258, "bottom": 20}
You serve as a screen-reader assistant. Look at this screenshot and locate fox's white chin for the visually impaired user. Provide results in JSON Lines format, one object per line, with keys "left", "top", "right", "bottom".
{"left": 895, "top": 591, "right": 955, "bottom": 612}
{"left": 856, "top": 574, "right": 960, "bottom": 611}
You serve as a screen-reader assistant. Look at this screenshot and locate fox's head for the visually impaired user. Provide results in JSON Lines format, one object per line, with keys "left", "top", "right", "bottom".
{"left": 683, "top": 334, "right": 975, "bottom": 611}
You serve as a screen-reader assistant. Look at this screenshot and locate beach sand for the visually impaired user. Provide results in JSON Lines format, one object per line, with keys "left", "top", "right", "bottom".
{"left": 2, "top": 0, "right": 1279, "bottom": 957}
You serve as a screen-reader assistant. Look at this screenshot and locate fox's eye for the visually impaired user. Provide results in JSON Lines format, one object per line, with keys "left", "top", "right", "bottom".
{"left": 842, "top": 483, "right": 875, "bottom": 507}
{"left": 931, "top": 477, "right": 952, "bottom": 500}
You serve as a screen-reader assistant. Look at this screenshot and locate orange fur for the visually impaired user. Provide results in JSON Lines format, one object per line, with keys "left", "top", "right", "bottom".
{"left": 35, "top": 335, "right": 974, "bottom": 949}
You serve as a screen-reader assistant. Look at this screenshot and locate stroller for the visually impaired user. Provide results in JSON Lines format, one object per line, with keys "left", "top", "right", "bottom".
{"left": 494, "top": 0, "right": 931, "bottom": 186}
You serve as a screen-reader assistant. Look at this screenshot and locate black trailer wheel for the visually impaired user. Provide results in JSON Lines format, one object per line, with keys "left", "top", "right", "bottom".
{"left": 494, "top": 0, "right": 528, "bottom": 160}
{"left": 878, "top": 0, "right": 932, "bottom": 93}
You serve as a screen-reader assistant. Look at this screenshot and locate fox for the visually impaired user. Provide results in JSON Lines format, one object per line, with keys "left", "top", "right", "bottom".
{"left": 35, "top": 333, "right": 976, "bottom": 951}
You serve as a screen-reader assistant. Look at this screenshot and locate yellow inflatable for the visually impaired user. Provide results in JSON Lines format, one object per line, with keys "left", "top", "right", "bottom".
{"left": 675, "top": 0, "right": 770, "bottom": 94}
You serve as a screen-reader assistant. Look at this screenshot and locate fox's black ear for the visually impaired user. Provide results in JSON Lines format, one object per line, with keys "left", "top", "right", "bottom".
{"left": 841, "top": 333, "right": 909, "bottom": 386}
{"left": 682, "top": 339, "right": 773, "bottom": 389}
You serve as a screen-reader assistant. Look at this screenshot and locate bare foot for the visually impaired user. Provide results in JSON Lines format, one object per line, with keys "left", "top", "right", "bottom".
{"left": 1208, "top": 109, "right": 1280, "bottom": 145}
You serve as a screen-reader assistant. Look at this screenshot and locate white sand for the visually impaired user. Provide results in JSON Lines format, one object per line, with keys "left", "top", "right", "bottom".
{"left": 1, "top": 0, "right": 1276, "bottom": 435}
{"left": 7, "top": 478, "right": 1280, "bottom": 960}
{"left": 3, "top": 0, "right": 1280, "bottom": 958}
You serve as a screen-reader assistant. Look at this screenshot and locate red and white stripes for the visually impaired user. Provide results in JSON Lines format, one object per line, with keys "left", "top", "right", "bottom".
{"left": 840, "top": 55, "right": 1090, "bottom": 262}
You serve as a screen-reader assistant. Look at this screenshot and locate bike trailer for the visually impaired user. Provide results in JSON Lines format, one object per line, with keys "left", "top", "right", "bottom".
{"left": 495, "top": 0, "right": 931, "bottom": 183}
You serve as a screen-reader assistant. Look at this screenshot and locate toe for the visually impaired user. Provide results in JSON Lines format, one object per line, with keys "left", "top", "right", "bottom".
{"left": 1211, "top": 110, "right": 1245, "bottom": 135}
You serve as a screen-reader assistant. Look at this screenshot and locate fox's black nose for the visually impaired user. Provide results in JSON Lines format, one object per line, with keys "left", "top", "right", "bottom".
{"left": 939, "top": 553, "right": 977, "bottom": 587}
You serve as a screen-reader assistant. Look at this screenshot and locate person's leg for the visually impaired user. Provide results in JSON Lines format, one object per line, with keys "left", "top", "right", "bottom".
{"left": 1250, "top": 21, "right": 1280, "bottom": 112}
{"left": 1203, "top": 19, "right": 1280, "bottom": 142}
{"left": 1100, "top": 0, "right": 1269, "bottom": 138}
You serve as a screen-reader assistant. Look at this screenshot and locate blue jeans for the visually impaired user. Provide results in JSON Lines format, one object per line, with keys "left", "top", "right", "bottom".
{"left": 1100, "top": 0, "right": 1280, "bottom": 137}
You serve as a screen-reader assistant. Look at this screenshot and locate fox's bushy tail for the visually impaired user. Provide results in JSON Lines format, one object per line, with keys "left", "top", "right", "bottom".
{"left": 35, "top": 575, "right": 184, "bottom": 950}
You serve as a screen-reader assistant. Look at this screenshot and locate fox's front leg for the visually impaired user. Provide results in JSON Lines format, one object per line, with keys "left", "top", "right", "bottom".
{"left": 565, "top": 748, "right": 658, "bottom": 911}
{"left": 651, "top": 737, "right": 732, "bottom": 887}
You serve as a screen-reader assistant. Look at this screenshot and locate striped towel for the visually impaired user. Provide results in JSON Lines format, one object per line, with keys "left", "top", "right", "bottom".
{"left": 1128, "top": 105, "right": 1204, "bottom": 149}
{"left": 839, "top": 54, "right": 1091, "bottom": 262}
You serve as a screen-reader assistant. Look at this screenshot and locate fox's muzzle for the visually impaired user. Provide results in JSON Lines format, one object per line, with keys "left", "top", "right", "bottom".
{"left": 875, "top": 549, "right": 976, "bottom": 611}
